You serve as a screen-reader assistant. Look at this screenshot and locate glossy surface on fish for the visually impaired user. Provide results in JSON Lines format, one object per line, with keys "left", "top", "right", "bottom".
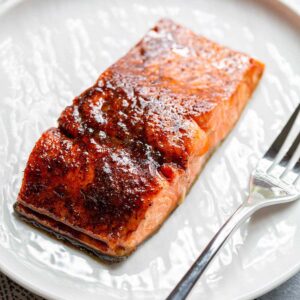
{"left": 15, "top": 19, "right": 264, "bottom": 259}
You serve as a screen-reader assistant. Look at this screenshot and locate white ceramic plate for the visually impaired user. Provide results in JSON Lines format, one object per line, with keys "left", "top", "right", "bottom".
{"left": 0, "top": 0, "right": 300, "bottom": 299}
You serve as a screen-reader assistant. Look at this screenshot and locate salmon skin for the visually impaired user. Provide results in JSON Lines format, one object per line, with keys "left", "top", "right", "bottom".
{"left": 14, "top": 19, "right": 264, "bottom": 261}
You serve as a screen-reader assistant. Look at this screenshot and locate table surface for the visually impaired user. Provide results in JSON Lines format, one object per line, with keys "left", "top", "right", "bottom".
{"left": 1, "top": 0, "right": 299, "bottom": 299}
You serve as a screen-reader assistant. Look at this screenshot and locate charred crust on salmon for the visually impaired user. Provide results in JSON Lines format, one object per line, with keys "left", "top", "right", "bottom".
{"left": 14, "top": 18, "right": 264, "bottom": 260}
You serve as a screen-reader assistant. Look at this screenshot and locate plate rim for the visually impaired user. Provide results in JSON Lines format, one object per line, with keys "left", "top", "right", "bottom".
{"left": 0, "top": 0, "right": 299, "bottom": 299}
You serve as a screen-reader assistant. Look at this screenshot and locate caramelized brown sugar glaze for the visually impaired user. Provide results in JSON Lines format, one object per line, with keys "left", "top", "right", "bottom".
{"left": 17, "top": 19, "right": 264, "bottom": 257}
{"left": 18, "top": 129, "right": 163, "bottom": 241}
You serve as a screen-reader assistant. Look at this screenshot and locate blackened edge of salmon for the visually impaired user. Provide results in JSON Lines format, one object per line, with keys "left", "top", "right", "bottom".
{"left": 13, "top": 203, "right": 128, "bottom": 263}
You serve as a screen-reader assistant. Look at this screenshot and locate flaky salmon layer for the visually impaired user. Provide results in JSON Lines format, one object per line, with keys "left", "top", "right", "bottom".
{"left": 15, "top": 19, "right": 264, "bottom": 260}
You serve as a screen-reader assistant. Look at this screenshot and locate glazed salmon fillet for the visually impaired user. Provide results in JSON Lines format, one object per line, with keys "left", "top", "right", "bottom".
{"left": 14, "top": 19, "right": 264, "bottom": 261}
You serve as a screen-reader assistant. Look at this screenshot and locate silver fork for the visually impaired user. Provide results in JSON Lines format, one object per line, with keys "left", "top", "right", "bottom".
{"left": 167, "top": 104, "right": 300, "bottom": 300}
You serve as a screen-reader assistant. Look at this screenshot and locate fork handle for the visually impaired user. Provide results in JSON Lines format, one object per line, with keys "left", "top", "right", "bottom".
{"left": 167, "top": 201, "right": 258, "bottom": 300}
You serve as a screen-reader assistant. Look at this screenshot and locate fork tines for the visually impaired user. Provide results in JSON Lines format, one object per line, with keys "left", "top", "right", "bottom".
{"left": 264, "top": 104, "right": 300, "bottom": 181}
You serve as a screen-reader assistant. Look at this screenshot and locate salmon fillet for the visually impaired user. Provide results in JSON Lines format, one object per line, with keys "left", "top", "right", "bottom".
{"left": 14, "top": 19, "right": 264, "bottom": 261}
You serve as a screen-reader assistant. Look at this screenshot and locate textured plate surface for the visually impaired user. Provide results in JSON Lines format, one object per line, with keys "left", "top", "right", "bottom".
{"left": 0, "top": 0, "right": 300, "bottom": 299}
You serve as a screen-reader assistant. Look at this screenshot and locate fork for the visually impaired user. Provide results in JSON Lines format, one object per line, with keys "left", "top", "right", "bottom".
{"left": 167, "top": 104, "right": 300, "bottom": 300}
